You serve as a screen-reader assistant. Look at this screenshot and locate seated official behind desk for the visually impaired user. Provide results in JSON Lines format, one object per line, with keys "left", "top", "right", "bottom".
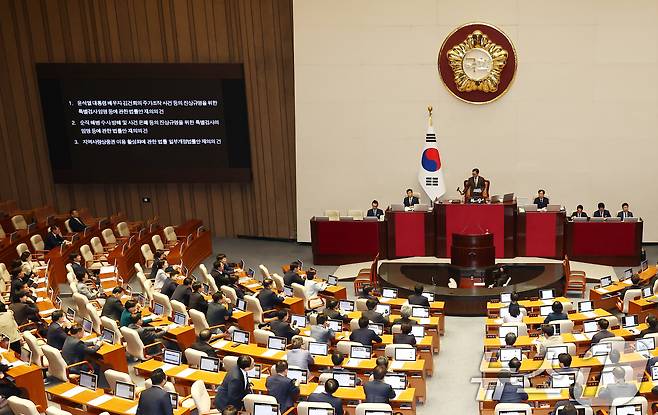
{"left": 593, "top": 202, "right": 611, "bottom": 218}
{"left": 534, "top": 189, "right": 549, "bottom": 209}
{"left": 403, "top": 189, "right": 419, "bottom": 207}
{"left": 367, "top": 200, "right": 384, "bottom": 219}
{"left": 617, "top": 202, "right": 633, "bottom": 219}
{"left": 464, "top": 168, "right": 487, "bottom": 201}
{"left": 570, "top": 205, "right": 588, "bottom": 218}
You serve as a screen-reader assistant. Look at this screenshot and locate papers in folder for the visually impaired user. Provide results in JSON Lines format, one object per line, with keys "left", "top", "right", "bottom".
{"left": 88, "top": 395, "right": 113, "bottom": 406}
{"left": 61, "top": 385, "right": 86, "bottom": 398}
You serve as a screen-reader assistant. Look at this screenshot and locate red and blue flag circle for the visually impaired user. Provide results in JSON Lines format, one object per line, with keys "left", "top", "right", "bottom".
{"left": 421, "top": 148, "right": 441, "bottom": 172}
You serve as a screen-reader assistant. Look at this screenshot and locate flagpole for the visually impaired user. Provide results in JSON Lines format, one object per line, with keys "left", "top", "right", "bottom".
{"left": 427, "top": 105, "right": 433, "bottom": 127}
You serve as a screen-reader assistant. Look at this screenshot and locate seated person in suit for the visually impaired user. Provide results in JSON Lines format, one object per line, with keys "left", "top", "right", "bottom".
{"left": 627, "top": 274, "right": 642, "bottom": 290}
{"left": 367, "top": 200, "right": 384, "bottom": 219}
{"left": 215, "top": 356, "right": 254, "bottom": 410}
{"left": 227, "top": 275, "right": 245, "bottom": 299}
{"left": 120, "top": 300, "right": 143, "bottom": 327}
{"left": 206, "top": 291, "right": 233, "bottom": 327}
{"left": 535, "top": 324, "right": 563, "bottom": 357}
{"left": 534, "top": 189, "right": 549, "bottom": 209}
{"left": 61, "top": 326, "right": 101, "bottom": 374}
{"left": 136, "top": 368, "right": 173, "bottom": 415}
{"left": 128, "top": 315, "right": 179, "bottom": 354}
{"left": 350, "top": 316, "right": 382, "bottom": 345}
{"left": 160, "top": 270, "right": 179, "bottom": 298}
{"left": 403, "top": 188, "right": 419, "bottom": 207}
{"left": 257, "top": 278, "right": 284, "bottom": 311}
{"left": 362, "top": 299, "right": 389, "bottom": 325}
{"left": 617, "top": 202, "right": 633, "bottom": 219}
{"left": 364, "top": 366, "right": 396, "bottom": 403}
{"left": 268, "top": 310, "right": 300, "bottom": 342}
{"left": 283, "top": 261, "right": 304, "bottom": 287}
{"left": 570, "top": 204, "right": 588, "bottom": 218}
{"left": 286, "top": 337, "right": 314, "bottom": 370}
{"left": 9, "top": 290, "right": 40, "bottom": 326}
{"left": 494, "top": 369, "right": 528, "bottom": 403}
{"left": 358, "top": 285, "right": 378, "bottom": 302}
{"left": 190, "top": 329, "right": 219, "bottom": 358}
{"left": 598, "top": 366, "right": 638, "bottom": 403}
{"left": 544, "top": 301, "right": 568, "bottom": 323}
{"left": 393, "top": 323, "right": 417, "bottom": 346}
{"left": 465, "top": 168, "right": 487, "bottom": 200}
{"left": 188, "top": 283, "right": 209, "bottom": 313}
{"left": 324, "top": 300, "right": 349, "bottom": 323}
{"left": 171, "top": 277, "right": 193, "bottom": 307}
{"left": 75, "top": 272, "right": 100, "bottom": 300}
{"left": 70, "top": 252, "right": 95, "bottom": 281}
{"left": 308, "top": 378, "right": 343, "bottom": 415}
{"left": 640, "top": 315, "right": 658, "bottom": 337}
{"left": 46, "top": 310, "right": 69, "bottom": 350}
{"left": 593, "top": 202, "right": 611, "bottom": 218}
{"left": 210, "top": 259, "right": 231, "bottom": 289}
{"left": 392, "top": 304, "right": 417, "bottom": 326}
{"left": 44, "top": 225, "right": 70, "bottom": 250}
{"left": 101, "top": 287, "right": 125, "bottom": 322}
{"left": 68, "top": 209, "right": 87, "bottom": 233}
{"left": 310, "top": 314, "right": 335, "bottom": 345}
{"left": 591, "top": 318, "right": 615, "bottom": 344}
{"left": 408, "top": 284, "right": 430, "bottom": 307}
{"left": 265, "top": 361, "right": 300, "bottom": 412}
{"left": 216, "top": 253, "right": 234, "bottom": 274}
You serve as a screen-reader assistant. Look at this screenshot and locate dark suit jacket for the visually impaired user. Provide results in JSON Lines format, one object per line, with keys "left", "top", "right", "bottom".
{"left": 325, "top": 308, "right": 348, "bottom": 322}
{"left": 392, "top": 316, "right": 418, "bottom": 326}
{"left": 534, "top": 197, "right": 549, "bottom": 209}
{"left": 257, "top": 288, "right": 284, "bottom": 311}
{"left": 593, "top": 209, "right": 611, "bottom": 218}
{"left": 9, "top": 302, "right": 39, "bottom": 326}
{"left": 160, "top": 278, "right": 178, "bottom": 298}
{"left": 308, "top": 392, "right": 344, "bottom": 415}
{"left": 47, "top": 322, "right": 68, "bottom": 349}
{"left": 362, "top": 310, "right": 389, "bottom": 325}
{"left": 466, "top": 176, "right": 487, "bottom": 196}
{"left": 44, "top": 232, "right": 65, "bottom": 250}
{"left": 101, "top": 296, "right": 125, "bottom": 322}
{"left": 498, "top": 381, "right": 528, "bottom": 403}
{"left": 617, "top": 211, "right": 634, "bottom": 219}
{"left": 136, "top": 385, "right": 173, "bottom": 415}
{"left": 269, "top": 320, "right": 300, "bottom": 342}
{"left": 230, "top": 284, "right": 245, "bottom": 299}
{"left": 640, "top": 326, "right": 658, "bottom": 337}
{"left": 544, "top": 312, "right": 568, "bottom": 323}
{"left": 265, "top": 374, "right": 299, "bottom": 411}
{"left": 206, "top": 302, "right": 232, "bottom": 327}
{"left": 171, "top": 285, "right": 192, "bottom": 307}
{"left": 403, "top": 196, "right": 419, "bottom": 207}
{"left": 591, "top": 329, "right": 615, "bottom": 344}
{"left": 211, "top": 268, "right": 231, "bottom": 288}
{"left": 190, "top": 340, "right": 218, "bottom": 358}
{"left": 367, "top": 208, "right": 384, "bottom": 218}
{"left": 188, "top": 292, "right": 208, "bottom": 314}
{"left": 350, "top": 328, "right": 381, "bottom": 345}
{"left": 571, "top": 211, "right": 588, "bottom": 218}
{"left": 407, "top": 294, "right": 430, "bottom": 307}
{"left": 61, "top": 336, "right": 100, "bottom": 366}
{"left": 283, "top": 271, "right": 304, "bottom": 287}
{"left": 68, "top": 217, "right": 87, "bottom": 233}
{"left": 364, "top": 380, "right": 396, "bottom": 403}
{"left": 215, "top": 366, "right": 250, "bottom": 410}
{"left": 393, "top": 333, "right": 416, "bottom": 345}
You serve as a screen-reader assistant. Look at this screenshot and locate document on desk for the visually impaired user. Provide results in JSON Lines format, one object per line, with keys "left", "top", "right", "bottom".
{"left": 61, "top": 385, "right": 87, "bottom": 398}
{"left": 245, "top": 283, "right": 261, "bottom": 289}
{"left": 390, "top": 361, "right": 405, "bottom": 370}
{"left": 100, "top": 266, "right": 117, "bottom": 274}
{"left": 261, "top": 350, "right": 279, "bottom": 358}
{"left": 126, "top": 405, "right": 138, "bottom": 414}
{"left": 582, "top": 311, "right": 597, "bottom": 319}
{"left": 160, "top": 363, "right": 176, "bottom": 372}
{"left": 177, "top": 368, "right": 197, "bottom": 378}
{"left": 214, "top": 340, "right": 229, "bottom": 348}
{"left": 346, "top": 358, "right": 362, "bottom": 367}
{"left": 419, "top": 318, "right": 431, "bottom": 325}
{"left": 573, "top": 333, "right": 588, "bottom": 342}
{"left": 88, "top": 395, "right": 113, "bottom": 406}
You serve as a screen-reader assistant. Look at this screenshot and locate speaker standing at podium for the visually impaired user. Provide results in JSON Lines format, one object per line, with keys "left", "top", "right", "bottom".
{"left": 403, "top": 189, "right": 419, "bottom": 207}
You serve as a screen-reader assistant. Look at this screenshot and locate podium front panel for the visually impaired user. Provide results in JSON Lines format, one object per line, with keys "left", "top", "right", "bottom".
{"left": 311, "top": 219, "right": 386, "bottom": 265}
{"left": 386, "top": 211, "right": 435, "bottom": 258}
{"left": 566, "top": 221, "right": 642, "bottom": 266}
{"left": 516, "top": 211, "right": 565, "bottom": 259}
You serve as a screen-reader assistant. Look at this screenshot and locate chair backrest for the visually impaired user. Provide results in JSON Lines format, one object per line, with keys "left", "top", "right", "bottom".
{"left": 102, "top": 228, "right": 117, "bottom": 245}
{"left": 185, "top": 349, "right": 208, "bottom": 368}
{"left": 46, "top": 407, "right": 74, "bottom": 415}
{"left": 152, "top": 292, "right": 173, "bottom": 318}
{"left": 271, "top": 274, "right": 284, "bottom": 291}
{"left": 41, "top": 344, "right": 68, "bottom": 382}
{"left": 336, "top": 341, "right": 362, "bottom": 355}
{"left": 292, "top": 282, "right": 307, "bottom": 301}
{"left": 170, "top": 300, "right": 189, "bottom": 318}
{"left": 163, "top": 226, "right": 177, "bottom": 243}
{"left": 22, "top": 331, "right": 45, "bottom": 367}
{"left": 120, "top": 326, "right": 148, "bottom": 360}
{"left": 355, "top": 403, "right": 393, "bottom": 415}
{"left": 80, "top": 244, "right": 94, "bottom": 263}
{"left": 355, "top": 298, "right": 369, "bottom": 311}
{"left": 324, "top": 210, "right": 340, "bottom": 221}
{"left": 205, "top": 274, "right": 219, "bottom": 294}
{"left": 222, "top": 356, "right": 238, "bottom": 372}
{"left": 105, "top": 369, "right": 132, "bottom": 392}
{"left": 134, "top": 263, "right": 145, "bottom": 275}
{"left": 7, "top": 396, "right": 40, "bottom": 415}
{"left": 152, "top": 234, "right": 165, "bottom": 250}
{"left": 116, "top": 222, "right": 130, "bottom": 237}
{"left": 297, "top": 402, "right": 333, "bottom": 415}
{"left": 101, "top": 316, "right": 123, "bottom": 343}
{"left": 64, "top": 219, "right": 73, "bottom": 233}
{"left": 11, "top": 215, "right": 27, "bottom": 230}
{"left": 348, "top": 209, "right": 364, "bottom": 220}
{"left": 385, "top": 343, "right": 414, "bottom": 359}
{"left": 494, "top": 403, "right": 532, "bottom": 415}
{"left": 244, "top": 394, "right": 278, "bottom": 415}
{"left": 600, "top": 337, "right": 626, "bottom": 354}
{"left": 190, "top": 379, "right": 212, "bottom": 414}
{"left": 72, "top": 293, "right": 90, "bottom": 320}
{"left": 15, "top": 243, "right": 29, "bottom": 257}
{"left": 550, "top": 319, "right": 574, "bottom": 334}
{"left": 622, "top": 289, "right": 642, "bottom": 313}
{"left": 259, "top": 265, "right": 270, "bottom": 278}
{"left": 189, "top": 309, "right": 210, "bottom": 335}
{"left": 66, "top": 270, "right": 76, "bottom": 286}
{"left": 221, "top": 286, "right": 238, "bottom": 305}
{"left": 141, "top": 244, "right": 154, "bottom": 262}
{"left": 254, "top": 329, "right": 275, "bottom": 346}
{"left": 245, "top": 295, "right": 265, "bottom": 324}
{"left": 91, "top": 237, "right": 105, "bottom": 254}
{"left": 199, "top": 264, "right": 210, "bottom": 282}
{"left": 30, "top": 234, "right": 44, "bottom": 251}
{"left": 136, "top": 272, "right": 153, "bottom": 302}
{"left": 86, "top": 303, "right": 102, "bottom": 333}
{"left": 611, "top": 397, "right": 647, "bottom": 415}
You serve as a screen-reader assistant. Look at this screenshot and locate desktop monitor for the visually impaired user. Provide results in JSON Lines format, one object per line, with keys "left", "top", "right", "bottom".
{"left": 411, "top": 325, "right": 425, "bottom": 339}
{"left": 600, "top": 276, "right": 613, "bottom": 287}
{"left": 642, "top": 260, "right": 649, "bottom": 271}
{"left": 381, "top": 288, "right": 398, "bottom": 299}
{"left": 253, "top": 403, "right": 279, "bottom": 415}
{"left": 153, "top": 302, "right": 165, "bottom": 316}
{"left": 411, "top": 306, "right": 429, "bottom": 318}
{"left": 394, "top": 347, "right": 416, "bottom": 361}
{"left": 283, "top": 286, "right": 293, "bottom": 297}
{"left": 290, "top": 314, "right": 307, "bottom": 328}
{"left": 173, "top": 311, "right": 187, "bottom": 326}
{"left": 55, "top": 296, "right": 62, "bottom": 308}
{"left": 247, "top": 364, "right": 262, "bottom": 379}
{"left": 287, "top": 368, "right": 308, "bottom": 384}
{"left": 546, "top": 345, "right": 568, "bottom": 361}
{"left": 350, "top": 345, "right": 372, "bottom": 359}
{"left": 235, "top": 298, "right": 246, "bottom": 311}
{"left": 163, "top": 349, "right": 182, "bottom": 365}
{"left": 137, "top": 294, "right": 146, "bottom": 307}
{"left": 368, "top": 323, "right": 384, "bottom": 336}
{"left": 637, "top": 337, "right": 655, "bottom": 353}
{"left": 101, "top": 328, "right": 115, "bottom": 344}
{"left": 550, "top": 373, "right": 575, "bottom": 388}
{"left": 499, "top": 348, "right": 522, "bottom": 362}
{"left": 578, "top": 301, "right": 593, "bottom": 312}
{"left": 232, "top": 329, "right": 250, "bottom": 345}
{"left": 652, "top": 366, "right": 658, "bottom": 381}
{"left": 499, "top": 325, "right": 518, "bottom": 338}
{"left": 583, "top": 320, "right": 598, "bottom": 333}
{"left": 539, "top": 305, "right": 552, "bottom": 316}
{"left": 327, "top": 275, "right": 338, "bottom": 286}
{"left": 169, "top": 392, "right": 179, "bottom": 408}
{"left": 66, "top": 307, "right": 76, "bottom": 321}
{"left": 623, "top": 268, "right": 633, "bottom": 280}
{"left": 500, "top": 293, "right": 512, "bottom": 304}
{"left": 643, "top": 286, "right": 653, "bottom": 298}
{"left": 623, "top": 315, "right": 638, "bottom": 328}
{"left": 309, "top": 342, "right": 328, "bottom": 356}
{"left": 202, "top": 283, "right": 210, "bottom": 294}
{"left": 613, "top": 404, "right": 642, "bottom": 415}
{"left": 327, "top": 319, "right": 342, "bottom": 332}
{"left": 422, "top": 292, "right": 435, "bottom": 302}
{"left": 82, "top": 317, "right": 93, "bottom": 334}
{"left": 79, "top": 371, "right": 98, "bottom": 390}
{"left": 115, "top": 381, "right": 135, "bottom": 400}
{"left": 332, "top": 371, "right": 357, "bottom": 387}
{"left": 20, "top": 347, "right": 31, "bottom": 364}
{"left": 591, "top": 342, "right": 611, "bottom": 356}
{"left": 539, "top": 289, "right": 555, "bottom": 300}
{"left": 383, "top": 373, "right": 406, "bottom": 391}
{"left": 267, "top": 336, "right": 287, "bottom": 351}
{"left": 199, "top": 356, "right": 220, "bottom": 373}
{"left": 338, "top": 300, "right": 354, "bottom": 313}
{"left": 375, "top": 304, "right": 391, "bottom": 316}
{"left": 247, "top": 268, "right": 255, "bottom": 279}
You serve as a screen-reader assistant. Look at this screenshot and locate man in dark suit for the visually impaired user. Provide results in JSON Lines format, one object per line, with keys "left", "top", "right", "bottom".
{"left": 403, "top": 189, "right": 419, "bottom": 207}
{"left": 9, "top": 290, "right": 40, "bottom": 326}
{"left": 228, "top": 275, "right": 246, "bottom": 299}
{"left": 160, "top": 271, "right": 179, "bottom": 298}
{"left": 265, "top": 361, "right": 300, "bottom": 412}
{"left": 70, "top": 253, "right": 92, "bottom": 281}
{"left": 257, "top": 279, "right": 284, "bottom": 311}
{"left": 188, "top": 283, "right": 208, "bottom": 313}
{"left": 210, "top": 260, "right": 231, "bottom": 289}
{"left": 215, "top": 356, "right": 254, "bottom": 410}
{"left": 364, "top": 366, "right": 396, "bottom": 403}
{"left": 495, "top": 370, "right": 528, "bottom": 403}
{"left": 101, "top": 287, "right": 125, "bottom": 322}
{"left": 308, "top": 379, "right": 343, "bottom": 415}
{"left": 268, "top": 310, "right": 300, "bottom": 342}
{"left": 465, "top": 168, "right": 487, "bottom": 200}
{"left": 393, "top": 323, "right": 417, "bottom": 345}
{"left": 367, "top": 200, "right": 384, "bottom": 219}
{"left": 171, "top": 277, "right": 193, "bottom": 307}
{"left": 350, "top": 316, "right": 382, "bottom": 345}
{"left": 617, "top": 203, "right": 633, "bottom": 219}
{"left": 190, "top": 329, "right": 219, "bottom": 358}
{"left": 408, "top": 285, "right": 430, "bottom": 307}
{"left": 61, "top": 326, "right": 101, "bottom": 374}
{"left": 68, "top": 209, "right": 87, "bottom": 233}
{"left": 136, "top": 369, "right": 173, "bottom": 415}
{"left": 570, "top": 205, "right": 588, "bottom": 218}
{"left": 47, "top": 310, "right": 68, "bottom": 350}
{"left": 44, "top": 225, "right": 69, "bottom": 250}
{"left": 593, "top": 202, "right": 611, "bottom": 218}
{"left": 591, "top": 318, "right": 615, "bottom": 344}
{"left": 640, "top": 315, "right": 658, "bottom": 337}
{"left": 283, "top": 262, "right": 304, "bottom": 287}
{"left": 534, "top": 190, "right": 549, "bottom": 209}
{"left": 362, "top": 299, "right": 389, "bottom": 325}
{"left": 206, "top": 291, "right": 233, "bottom": 327}
{"left": 543, "top": 301, "right": 568, "bottom": 324}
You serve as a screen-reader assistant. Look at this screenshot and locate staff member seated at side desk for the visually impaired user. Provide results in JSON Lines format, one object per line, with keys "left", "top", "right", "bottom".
{"left": 570, "top": 205, "right": 588, "bottom": 218}
{"left": 617, "top": 202, "right": 633, "bottom": 219}
{"left": 534, "top": 189, "right": 549, "bottom": 209}
{"left": 593, "top": 202, "right": 611, "bottom": 218}
{"left": 403, "top": 189, "right": 419, "bottom": 207}
{"left": 367, "top": 200, "right": 384, "bottom": 219}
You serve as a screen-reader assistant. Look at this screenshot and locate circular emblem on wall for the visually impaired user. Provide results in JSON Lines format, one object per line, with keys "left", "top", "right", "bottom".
{"left": 438, "top": 23, "right": 517, "bottom": 104}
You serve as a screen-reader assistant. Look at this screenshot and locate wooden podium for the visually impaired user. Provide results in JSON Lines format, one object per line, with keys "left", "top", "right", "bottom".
{"left": 450, "top": 233, "right": 495, "bottom": 268}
